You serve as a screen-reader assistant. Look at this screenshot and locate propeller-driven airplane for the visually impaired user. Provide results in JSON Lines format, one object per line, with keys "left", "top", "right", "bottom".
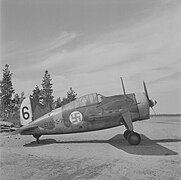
{"left": 12, "top": 78, "right": 157, "bottom": 145}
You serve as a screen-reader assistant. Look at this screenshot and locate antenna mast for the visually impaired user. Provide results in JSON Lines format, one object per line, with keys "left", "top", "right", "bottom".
{"left": 120, "top": 77, "right": 126, "bottom": 95}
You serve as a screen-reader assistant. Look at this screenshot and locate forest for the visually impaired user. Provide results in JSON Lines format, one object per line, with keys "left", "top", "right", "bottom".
{"left": 0, "top": 64, "right": 77, "bottom": 121}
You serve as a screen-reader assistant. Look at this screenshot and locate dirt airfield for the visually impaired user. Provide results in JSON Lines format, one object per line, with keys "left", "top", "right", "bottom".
{"left": 0, "top": 116, "right": 181, "bottom": 180}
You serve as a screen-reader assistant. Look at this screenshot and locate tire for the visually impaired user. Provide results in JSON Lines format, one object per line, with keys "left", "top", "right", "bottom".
{"left": 124, "top": 130, "right": 130, "bottom": 139}
{"left": 32, "top": 134, "right": 41, "bottom": 143}
{"left": 127, "top": 132, "right": 141, "bottom": 145}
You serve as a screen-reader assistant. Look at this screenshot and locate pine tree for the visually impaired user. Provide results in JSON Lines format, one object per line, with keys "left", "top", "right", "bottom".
{"left": 20, "top": 92, "right": 25, "bottom": 104}
{"left": 55, "top": 97, "right": 62, "bottom": 108}
{"left": 67, "top": 87, "right": 77, "bottom": 103}
{"left": 1, "top": 64, "right": 15, "bottom": 119}
{"left": 61, "top": 97, "right": 69, "bottom": 106}
{"left": 11, "top": 92, "right": 25, "bottom": 118}
{"left": 41, "top": 70, "right": 54, "bottom": 107}
{"left": 12, "top": 93, "right": 20, "bottom": 118}
{"left": 55, "top": 88, "right": 77, "bottom": 108}
{"left": 0, "top": 80, "right": 3, "bottom": 119}
{"left": 31, "top": 85, "right": 42, "bottom": 103}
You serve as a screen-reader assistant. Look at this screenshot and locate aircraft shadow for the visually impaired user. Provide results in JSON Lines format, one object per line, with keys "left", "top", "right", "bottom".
{"left": 24, "top": 134, "right": 180, "bottom": 156}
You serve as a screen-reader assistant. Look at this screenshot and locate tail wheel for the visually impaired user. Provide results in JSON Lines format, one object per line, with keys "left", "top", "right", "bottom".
{"left": 127, "top": 132, "right": 141, "bottom": 145}
{"left": 32, "top": 134, "right": 41, "bottom": 144}
{"left": 124, "top": 130, "right": 131, "bottom": 139}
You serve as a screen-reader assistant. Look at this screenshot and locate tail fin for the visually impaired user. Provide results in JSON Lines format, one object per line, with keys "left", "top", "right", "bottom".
{"left": 20, "top": 97, "right": 33, "bottom": 126}
{"left": 20, "top": 96, "right": 52, "bottom": 126}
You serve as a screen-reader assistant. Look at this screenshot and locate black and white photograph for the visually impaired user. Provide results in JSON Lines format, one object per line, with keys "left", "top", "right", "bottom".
{"left": 0, "top": 0, "right": 181, "bottom": 179}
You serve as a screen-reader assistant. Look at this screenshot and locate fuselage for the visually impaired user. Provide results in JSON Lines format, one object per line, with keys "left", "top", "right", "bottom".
{"left": 21, "top": 92, "right": 150, "bottom": 135}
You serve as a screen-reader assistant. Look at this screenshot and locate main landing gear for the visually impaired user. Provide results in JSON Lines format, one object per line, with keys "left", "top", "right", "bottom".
{"left": 33, "top": 134, "right": 41, "bottom": 144}
{"left": 124, "top": 130, "right": 141, "bottom": 145}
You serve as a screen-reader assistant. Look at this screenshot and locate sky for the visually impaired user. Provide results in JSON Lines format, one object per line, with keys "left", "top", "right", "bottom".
{"left": 1, "top": 0, "right": 181, "bottom": 114}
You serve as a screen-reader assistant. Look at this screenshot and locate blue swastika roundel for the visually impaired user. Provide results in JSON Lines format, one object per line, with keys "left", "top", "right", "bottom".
{"left": 69, "top": 111, "right": 83, "bottom": 124}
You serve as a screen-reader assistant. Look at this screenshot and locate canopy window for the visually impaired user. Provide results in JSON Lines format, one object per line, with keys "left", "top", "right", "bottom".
{"left": 63, "top": 93, "right": 104, "bottom": 111}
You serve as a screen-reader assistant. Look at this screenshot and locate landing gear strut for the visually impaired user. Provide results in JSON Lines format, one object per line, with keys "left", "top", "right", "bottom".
{"left": 32, "top": 134, "right": 41, "bottom": 144}
{"left": 124, "top": 130, "right": 141, "bottom": 145}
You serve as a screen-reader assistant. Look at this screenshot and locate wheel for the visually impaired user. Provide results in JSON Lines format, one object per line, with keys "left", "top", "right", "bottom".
{"left": 127, "top": 132, "right": 141, "bottom": 145}
{"left": 124, "top": 130, "right": 130, "bottom": 139}
{"left": 32, "top": 134, "right": 41, "bottom": 144}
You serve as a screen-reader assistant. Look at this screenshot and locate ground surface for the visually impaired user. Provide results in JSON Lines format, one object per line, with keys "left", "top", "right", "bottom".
{"left": 0, "top": 116, "right": 181, "bottom": 180}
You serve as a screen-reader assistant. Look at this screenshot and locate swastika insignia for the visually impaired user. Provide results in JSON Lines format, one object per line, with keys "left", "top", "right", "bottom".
{"left": 69, "top": 111, "right": 83, "bottom": 124}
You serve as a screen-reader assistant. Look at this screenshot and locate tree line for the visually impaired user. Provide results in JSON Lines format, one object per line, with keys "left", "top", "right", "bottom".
{"left": 0, "top": 64, "right": 77, "bottom": 120}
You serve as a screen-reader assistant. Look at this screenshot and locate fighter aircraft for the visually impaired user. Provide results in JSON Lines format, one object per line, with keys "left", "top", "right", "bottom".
{"left": 12, "top": 78, "right": 157, "bottom": 145}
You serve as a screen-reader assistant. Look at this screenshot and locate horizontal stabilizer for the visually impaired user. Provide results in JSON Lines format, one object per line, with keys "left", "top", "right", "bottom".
{"left": 11, "top": 125, "right": 38, "bottom": 135}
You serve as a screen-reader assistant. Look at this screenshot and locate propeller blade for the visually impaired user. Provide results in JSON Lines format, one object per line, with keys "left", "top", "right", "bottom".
{"left": 151, "top": 107, "right": 156, "bottom": 115}
{"left": 143, "top": 81, "right": 157, "bottom": 108}
{"left": 143, "top": 81, "right": 150, "bottom": 101}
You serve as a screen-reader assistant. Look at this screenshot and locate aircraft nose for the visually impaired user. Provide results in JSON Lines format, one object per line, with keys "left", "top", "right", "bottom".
{"left": 135, "top": 92, "right": 150, "bottom": 120}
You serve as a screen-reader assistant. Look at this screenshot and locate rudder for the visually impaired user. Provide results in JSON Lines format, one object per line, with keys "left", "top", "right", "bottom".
{"left": 30, "top": 98, "right": 52, "bottom": 120}
{"left": 20, "top": 96, "right": 52, "bottom": 126}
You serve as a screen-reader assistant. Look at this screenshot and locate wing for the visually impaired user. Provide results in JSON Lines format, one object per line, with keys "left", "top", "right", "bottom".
{"left": 103, "top": 108, "right": 133, "bottom": 131}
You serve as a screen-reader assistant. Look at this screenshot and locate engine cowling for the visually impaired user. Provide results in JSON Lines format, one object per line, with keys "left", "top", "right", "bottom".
{"left": 135, "top": 92, "right": 150, "bottom": 120}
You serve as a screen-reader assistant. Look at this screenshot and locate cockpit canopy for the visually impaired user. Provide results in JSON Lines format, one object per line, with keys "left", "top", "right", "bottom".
{"left": 62, "top": 93, "right": 104, "bottom": 111}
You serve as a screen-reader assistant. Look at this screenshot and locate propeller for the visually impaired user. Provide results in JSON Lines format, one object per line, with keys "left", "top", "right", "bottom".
{"left": 151, "top": 107, "right": 157, "bottom": 115}
{"left": 143, "top": 81, "right": 157, "bottom": 108}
